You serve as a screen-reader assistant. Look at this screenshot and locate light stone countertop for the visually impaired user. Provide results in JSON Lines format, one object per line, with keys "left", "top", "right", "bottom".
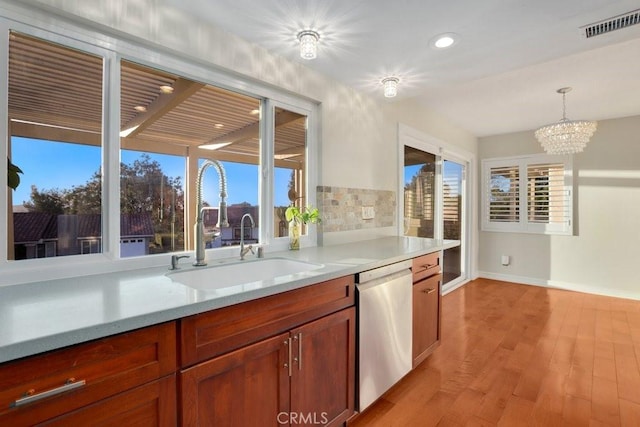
{"left": 0, "top": 236, "right": 458, "bottom": 364}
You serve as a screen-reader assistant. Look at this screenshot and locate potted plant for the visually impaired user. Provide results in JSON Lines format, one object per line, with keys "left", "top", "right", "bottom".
{"left": 284, "top": 205, "right": 321, "bottom": 250}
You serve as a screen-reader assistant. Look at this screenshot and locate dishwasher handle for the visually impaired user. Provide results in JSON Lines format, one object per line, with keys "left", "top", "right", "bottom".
{"left": 356, "top": 259, "right": 412, "bottom": 284}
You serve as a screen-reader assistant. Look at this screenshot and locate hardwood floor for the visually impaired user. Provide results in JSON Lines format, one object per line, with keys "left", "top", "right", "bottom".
{"left": 350, "top": 278, "right": 640, "bottom": 426}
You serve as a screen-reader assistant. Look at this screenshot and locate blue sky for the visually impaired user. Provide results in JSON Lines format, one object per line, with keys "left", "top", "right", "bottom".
{"left": 11, "top": 137, "right": 292, "bottom": 207}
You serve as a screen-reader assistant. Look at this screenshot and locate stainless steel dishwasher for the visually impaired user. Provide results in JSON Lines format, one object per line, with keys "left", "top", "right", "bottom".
{"left": 356, "top": 259, "right": 413, "bottom": 411}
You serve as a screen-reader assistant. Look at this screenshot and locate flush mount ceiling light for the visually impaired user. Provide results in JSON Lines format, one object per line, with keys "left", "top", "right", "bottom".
{"left": 134, "top": 105, "right": 147, "bottom": 112}
{"left": 534, "top": 87, "right": 597, "bottom": 155}
{"left": 430, "top": 32, "right": 458, "bottom": 49}
{"left": 159, "top": 85, "right": 174, "bottom": 94}
{"left": 381, "top": 77, "right": 399, "bottom": 98}
{"left": 297, "top": 30, "right": 320, "bottom": 60}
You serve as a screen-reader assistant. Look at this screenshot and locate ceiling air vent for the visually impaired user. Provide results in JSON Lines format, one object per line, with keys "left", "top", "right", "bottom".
{"left": 583, "top": 9, "right": 640, "bottom": 38}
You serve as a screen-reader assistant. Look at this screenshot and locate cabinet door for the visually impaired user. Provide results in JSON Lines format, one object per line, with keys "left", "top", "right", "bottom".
{"left": 180, "top": 332, "right": 290, "bottom": 427}
{"left": 413, "top": 274, "right": 442, "bottom": 368}
{"left": 290, "top": 307, "right": 355, "bottom": 427}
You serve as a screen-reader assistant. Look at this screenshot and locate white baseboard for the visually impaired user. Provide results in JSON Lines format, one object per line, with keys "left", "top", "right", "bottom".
{"left": 477, "top": 271, "right": 640, "bottom": 301}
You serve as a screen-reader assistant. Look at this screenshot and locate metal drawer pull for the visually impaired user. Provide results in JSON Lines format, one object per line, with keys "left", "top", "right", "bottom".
{"left": 285, "top": 337, "right": 292, "bottom": 376}
{"left": 297, "top": 333, "right": 302, "bottom": 370}
{"left": 422, "top": 288, "right": 436, "bottom": 294}
{"left": 421, "top": 263, "right": 437, "bottom": 270}
{"left": 12, "top": 378, "right": 86, "bottom": 407}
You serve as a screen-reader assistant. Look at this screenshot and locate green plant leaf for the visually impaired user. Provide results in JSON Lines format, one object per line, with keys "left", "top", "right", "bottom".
{"left": 285, "top": 205, "right": 321, "bottom": 224}
{"left": 8, "top": 157, "right": 23, "bottom": 190}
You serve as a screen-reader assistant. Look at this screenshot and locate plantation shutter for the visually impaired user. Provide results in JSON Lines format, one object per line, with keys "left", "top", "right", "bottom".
{"left": 527, "top": 163, "right": 570, "bottom": 226}
{"left": 487, "top": 165, "right": 520, "bottom": 223}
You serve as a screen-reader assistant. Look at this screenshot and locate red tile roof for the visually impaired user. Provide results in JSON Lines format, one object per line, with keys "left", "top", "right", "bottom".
{"left": 12, "top": 212, "right": 154, "bottom": 243}
{"left": 121, "top": 213, "right": 155, "bottom": 238}
{"left": 204, "top": 205, "right": 259, "bottom": 228}
{"left": 13, "top": 212, "right": 57, "bottom": 243}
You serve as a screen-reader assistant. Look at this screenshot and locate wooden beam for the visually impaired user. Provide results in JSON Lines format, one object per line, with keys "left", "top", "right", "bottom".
{"left": 206, "top": 110, "right": 303, "bottom": 146}
{"left": 10, "top": 120, "right": 101, "bottom": 146}
{"left": 121, "top": 78, "right": 205, "bottom": 138}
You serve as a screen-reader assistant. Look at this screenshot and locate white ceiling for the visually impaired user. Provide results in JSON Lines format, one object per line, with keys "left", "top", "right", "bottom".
{"left": 166, "top": 0, "right": 640, "bottom": 137}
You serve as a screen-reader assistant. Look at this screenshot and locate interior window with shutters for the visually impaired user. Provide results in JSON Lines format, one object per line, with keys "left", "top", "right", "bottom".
{"left": 488, "top": 164, "right": 520, "bottom": 224}
{"left": 482, "top": 155, "right": 573, "bottom": 235}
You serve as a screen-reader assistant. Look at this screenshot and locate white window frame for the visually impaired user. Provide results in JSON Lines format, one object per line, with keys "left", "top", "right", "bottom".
{"left": 481, "top": 154, "right": 573, "bottom": 235}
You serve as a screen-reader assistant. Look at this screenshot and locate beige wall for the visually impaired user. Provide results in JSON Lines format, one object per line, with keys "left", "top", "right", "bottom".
{"left": 479, "top": 115, "right": 640, "bottom": 299}
{"left": 26, "top": 0, "right": 477, "bottom": 245}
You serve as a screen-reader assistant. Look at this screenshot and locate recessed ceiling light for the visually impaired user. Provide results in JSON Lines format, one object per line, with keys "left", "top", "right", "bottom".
{"left": 250, "top": 109, "right": 260, "bottom": 115}
{"left": 134, "top": 105, "right": 147, "bottom": 112}
{"left": 214, "top": 123, "right": 224, "bottom": 129}
{"left": 431, "top": 33, "right": 458, "bottom": 49}
{"left": 160, "top": 85, "right": 174, "bottom": 94}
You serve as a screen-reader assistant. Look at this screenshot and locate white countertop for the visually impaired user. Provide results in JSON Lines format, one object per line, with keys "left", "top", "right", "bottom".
{"left": 0, "top": 237, "right": 457, "bottom": 364}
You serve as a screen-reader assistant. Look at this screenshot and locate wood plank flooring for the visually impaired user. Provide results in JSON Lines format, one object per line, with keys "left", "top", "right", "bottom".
{"left": 350, "top": 278, "right": 640, "bottom": 426}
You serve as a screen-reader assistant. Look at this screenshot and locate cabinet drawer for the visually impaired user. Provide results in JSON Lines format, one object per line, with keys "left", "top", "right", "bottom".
{"left": 30, "top": 375, "right": 176, "bottom": 427}
{"left": 0, "top": 322, "right": 176, "bottom": 426}
{"left": 412, "top": 251, "right": 441, "bottom": 282}
{"left": 180, "top": 275, "right": 355, "bottom": 367}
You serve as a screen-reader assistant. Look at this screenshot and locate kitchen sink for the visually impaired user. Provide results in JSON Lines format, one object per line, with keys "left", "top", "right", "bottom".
{"left": 167, "top": 257, "right": 324, "bottom": 291}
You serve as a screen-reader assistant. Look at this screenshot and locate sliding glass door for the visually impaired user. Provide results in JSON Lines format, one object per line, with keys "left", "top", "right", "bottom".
{"left": 400, "top": 125, "right": 471, "bottom": 292}
{"left": 403, "top": 146, "right": 436, "bottom": 238}
{"left": 442, "top": 159, "right": 465, "bottom": 286}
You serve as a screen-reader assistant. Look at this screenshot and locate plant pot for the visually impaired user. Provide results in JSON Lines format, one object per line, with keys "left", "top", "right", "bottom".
{"left": 288, "top": 220, "right": 301, "bottom": 250}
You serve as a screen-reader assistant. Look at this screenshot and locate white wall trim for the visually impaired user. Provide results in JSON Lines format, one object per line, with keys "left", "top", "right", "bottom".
{"left": 478, "top": 271, "right": 640, "bottom": 301}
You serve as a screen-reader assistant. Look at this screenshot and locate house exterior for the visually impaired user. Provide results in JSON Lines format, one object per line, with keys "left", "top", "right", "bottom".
{"left": 13, "top": 212, "right": 155, "bottom": 259}
{"left": 203, "top": 204, "right": 259, "bottom": 248}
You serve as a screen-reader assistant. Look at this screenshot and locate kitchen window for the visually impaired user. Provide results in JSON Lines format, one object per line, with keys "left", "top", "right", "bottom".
{"left": 482, "top": 154, "right": 573, "bottom": 235}
{"left": 0, "top": 16, "right": 317, "bottom": 284}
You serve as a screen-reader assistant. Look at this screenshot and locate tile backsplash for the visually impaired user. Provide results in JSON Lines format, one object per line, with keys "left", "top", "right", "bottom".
{"left": 316, "top": 186, "right": 396, "bottom": 233}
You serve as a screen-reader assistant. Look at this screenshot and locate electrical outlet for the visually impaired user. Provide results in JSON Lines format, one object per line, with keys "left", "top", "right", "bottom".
{"left": 362, "top": 206, "right": 375, "bottom": 220}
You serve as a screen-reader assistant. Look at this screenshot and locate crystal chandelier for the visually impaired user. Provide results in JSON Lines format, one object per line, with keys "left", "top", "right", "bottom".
{"left": 382, "top": 77, "right": 399, "bottom": 98}
{"left": 534, "top": 87, "right": 597, "bottom": 155}
{"left": 297, "top": 30, "right": 319, "bottom": 60}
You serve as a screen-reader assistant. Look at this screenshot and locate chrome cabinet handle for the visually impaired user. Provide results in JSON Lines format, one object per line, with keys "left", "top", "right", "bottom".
{"left": 422, "top": 288, "right": 436, "bottom": 294}
{"left": 11, "top": 378, "right": 86, "bottom": 407}
{"left": 421, "top": 263, "right": 437, "bottom": 269}
{"left": 285, "top": 337, "right": 292, "bottom": 377}
{"left": 293, "top": 333, "right": 302, "bottom": 371}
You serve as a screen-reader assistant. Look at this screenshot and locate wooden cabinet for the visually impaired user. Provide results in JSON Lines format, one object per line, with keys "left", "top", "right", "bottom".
{"left": 180, "top": 332, "right": 290, "bottom": 426}
{"left": 412, "top": 251, "right": 443, "bottom": 368}
{"left": 290, "top": 308, "right": 355, "bottom": 427}
{"left": 179, "top": 276, "right": 356, "bottom": 427}
{"left": 0, "top": 322, "right": 177, "bottom": 426}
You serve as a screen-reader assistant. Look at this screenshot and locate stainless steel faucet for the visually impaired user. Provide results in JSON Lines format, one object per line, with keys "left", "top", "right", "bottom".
{"left": 239, "top": 213, "right": 255, "bottom": 260}
{"left": 194, "top": 160, "right": 229, "bottom": 266}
